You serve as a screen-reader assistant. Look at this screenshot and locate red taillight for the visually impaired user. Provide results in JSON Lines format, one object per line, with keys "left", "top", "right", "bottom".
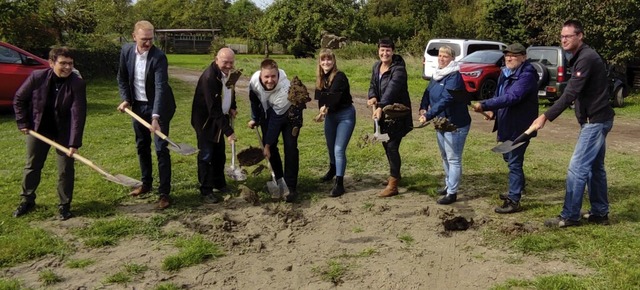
{"left": 557, "top": 66, "right": 564, "bottom": 83}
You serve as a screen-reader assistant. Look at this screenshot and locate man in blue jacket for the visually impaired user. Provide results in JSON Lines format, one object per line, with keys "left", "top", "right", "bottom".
{"left": 117, "top": 20, "right": 176, "bottom": 209}
{"left": 472, "top": 43, "right": 538, "bottom": 213}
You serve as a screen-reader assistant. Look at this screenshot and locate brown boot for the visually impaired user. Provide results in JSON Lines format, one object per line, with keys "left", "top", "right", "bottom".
{"left": 378, "top": 177, "right": 399, "bottom": 197}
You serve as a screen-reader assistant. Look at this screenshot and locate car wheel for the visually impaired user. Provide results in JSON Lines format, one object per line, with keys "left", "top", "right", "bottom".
{"left": 531, "top": 62, "right": 549, "bottom": 89}
{"left": 613, "top": 86, "right": 625, "bottom": 107}
{"left": 479, "top": 79, "right": 497, "bottom": 100}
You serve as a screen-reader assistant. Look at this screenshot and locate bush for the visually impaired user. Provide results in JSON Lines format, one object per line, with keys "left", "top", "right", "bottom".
{"left": 64, "top": 33, "right": 121, "bottom": 79}
{"left": 333, "top": 42, "right": 378, "bottom": 60}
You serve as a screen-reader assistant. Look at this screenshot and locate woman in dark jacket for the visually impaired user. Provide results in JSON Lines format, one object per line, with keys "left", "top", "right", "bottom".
{"left": 314, "top": 49, "right": 356, "bottom": 197}
{"left": 420, "top": 45, "right": 471, "bottom": 205}
{"left": 367, "top": 38, "right": 412, "bottom": 198}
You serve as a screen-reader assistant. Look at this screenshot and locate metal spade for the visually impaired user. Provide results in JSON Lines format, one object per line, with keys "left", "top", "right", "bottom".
{"left": 254, "top": 127, "right": 282, "bottom": 198}
{"left": 225, "top": 140, "right": 247, "bottom": 181}
{"left": 124, "top": 108, "right": 198, "bottom": 156}
{"left": 491, "top": 125, "right": 538, "bottom": 154}
{"left": 27, "top": 130, "right": 141, "bottom": 188}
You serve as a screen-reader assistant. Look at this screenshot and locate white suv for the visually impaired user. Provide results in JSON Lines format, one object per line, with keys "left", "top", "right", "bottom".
{"left": 422, "top": 39, "right": 506, "bottom": 80}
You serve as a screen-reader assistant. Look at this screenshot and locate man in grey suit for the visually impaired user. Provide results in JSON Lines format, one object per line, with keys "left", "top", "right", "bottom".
{"left": 117, "top": 20, "right": 176, "bottom": 209}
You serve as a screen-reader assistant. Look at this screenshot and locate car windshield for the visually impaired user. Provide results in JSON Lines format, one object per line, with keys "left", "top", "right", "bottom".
{"left": 527, "top": 49, "right": 559, "bottom": 66}
{"left": 459, "top": 50, "right": 503, "bottom": 64}
{"left": 426, "top": 42, "right": 461, "bottom": 57}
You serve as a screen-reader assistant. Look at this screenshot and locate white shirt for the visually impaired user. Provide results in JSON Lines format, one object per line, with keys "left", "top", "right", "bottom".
{"left": 221, "top": 72, "right": 232, "bottom": 115}
{"left": 133, "top": 48, "right": 148, "bottom": 102}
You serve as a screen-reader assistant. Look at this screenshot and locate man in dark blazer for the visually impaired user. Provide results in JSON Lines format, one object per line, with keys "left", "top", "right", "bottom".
{"left": 13, "top": 46, "right": 87, "bottom": 220}
{"left": 117, "top": 20, "right": 176, "bottom": 209}
{"left": 191, "top": 47, "right": 237, "bottom": 203}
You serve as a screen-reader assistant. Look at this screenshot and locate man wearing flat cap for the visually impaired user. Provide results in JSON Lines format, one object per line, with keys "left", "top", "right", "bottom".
{"left": 472, "top": 43, "right": 538, "bottom": 213}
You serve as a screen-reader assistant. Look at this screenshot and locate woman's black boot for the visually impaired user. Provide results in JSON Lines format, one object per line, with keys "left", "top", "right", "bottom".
{"left": 320, "top": 164, "right": 336, "bottom": 182}
{"left": 330, "top": 176, "right": 345, "bottom": 197}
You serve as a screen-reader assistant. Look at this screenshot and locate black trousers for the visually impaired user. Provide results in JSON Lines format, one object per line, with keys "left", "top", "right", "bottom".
{"left": 382, "top": 136, "right": 403, "bottom": 179}
{"left": 196, "top": 131, "right": 227, "bottom": 194}
{"left": 264, "top": 110, "right": 299, "bottom": 189}
{"left": 132, "top": 102, "right": 172, "bottom": 195}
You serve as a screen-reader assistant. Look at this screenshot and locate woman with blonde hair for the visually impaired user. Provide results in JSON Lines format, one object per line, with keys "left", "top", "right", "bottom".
{"left": 314, "top": 49, "right": 356, "bottom": 197}
{"left": 419, "top": 45, "right": 471, "bottom": 205}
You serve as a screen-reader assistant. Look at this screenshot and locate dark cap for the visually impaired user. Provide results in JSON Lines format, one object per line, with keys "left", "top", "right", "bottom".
{"left": 503, "top": 43, "right": 526, "bottom": 55}
{"left": 378, "top": 37, "right": 395, "bottom": 50}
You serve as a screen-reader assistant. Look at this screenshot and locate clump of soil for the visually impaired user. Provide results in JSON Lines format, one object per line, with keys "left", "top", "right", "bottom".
{"left": 237, "top": 147, "right": 264, "bottom": 166}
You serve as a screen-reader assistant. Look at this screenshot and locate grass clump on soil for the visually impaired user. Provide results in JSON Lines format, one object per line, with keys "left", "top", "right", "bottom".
{"left": 162, "top": 235, "right": 224, "bottom": 271}
{"left": 313, "top": 260, "right": 348, "bottom": 285}
{"left": 75, "top": 216, "right": 139, "bottom": 247}
{"left": 154, "top": 283, "right": 182, "bottom": 290}
{"left": 38, "top": 269, "right": 63, "bottom": 286}
{"left": 397, "top": 233, "right": 414, "bottom": 245}
{"left": 104, "top": 263, "right": 148, "bottom": 284}
{"left": 66, "top": 258, "right": 96, "bottom": 269}
{"left": 0, "top": 278, "right": 22, "bottom": 290}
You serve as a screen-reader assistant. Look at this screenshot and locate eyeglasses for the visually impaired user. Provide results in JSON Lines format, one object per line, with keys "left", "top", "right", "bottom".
{"left": 560, "top": 34, "right": 577, "bottom": 40}
{"left": 56, "top": 61, "right": 74, "bottom": 67}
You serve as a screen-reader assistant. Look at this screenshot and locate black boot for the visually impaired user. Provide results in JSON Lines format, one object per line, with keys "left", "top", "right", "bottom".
{"left": 330, "top": 176, "right": 345, "bottom": 197}
{"left": 320, "top": 164, "right": 336, "bottom": 182}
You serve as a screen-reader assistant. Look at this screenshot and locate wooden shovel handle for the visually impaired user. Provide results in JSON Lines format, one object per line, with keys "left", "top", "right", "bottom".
{"left": 123, "top": 108, "right": 169, "bottom": 140}
{"left": 27, "top": 130, "right": 111, "bottom": 177}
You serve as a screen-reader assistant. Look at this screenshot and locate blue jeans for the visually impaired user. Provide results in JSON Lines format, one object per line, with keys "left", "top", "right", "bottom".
{"left": 436, "top": 124, "right": 470, "bottom": 195}
{"left": 561, "top": 120, "right": 613, "bottom": 221}
{"left": 324, "top": 105, "right": 356, "bottom": 177}
{"left": 503, "top": 140, "right": 530, "bottom": 202}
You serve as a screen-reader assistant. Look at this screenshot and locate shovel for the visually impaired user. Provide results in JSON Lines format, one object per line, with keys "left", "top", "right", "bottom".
{"left": 491, "top": 125, "right": 537, "bottom": 154}
{"left": 447, "top": 89, "right": 491, "bottom": 119}
{"left": 27, "top": 130, "right": 142, "bottom": 188}
{"left": 225, "top": 119, "right": 246, "bottom": 181}
{"left": 123, "top": 108, "right": 198, "bottom": 156}
{"left": 372, "top": 106, "right": 390, "bottom": 142}
{"left": 254, "top": 127, "right": 282, "bottom": 198}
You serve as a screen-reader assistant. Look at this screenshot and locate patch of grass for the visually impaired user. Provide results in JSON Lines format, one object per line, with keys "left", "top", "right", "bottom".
{"left": 493, "top": 274, "right": 589, "bottom": 290}
{"left": 362, "top": 202, "right": 374, "bottom": 211}
{"left": 313, "top": 260, "right": 348, "bottom": 285}
{"left": 162, "top": 235, "right": 224, "bottom": 271}
{"left": 75, "top": 216, "right": 139, "bottom": 247}
{"left": 104, "top": 263, "right": 148, "bottom": 284}
{"left": 154, "top": 283, "right": 182, "bottom": 290}
{"left": 397, "top": 233, "right": 414, "bottom": 245}
{"left": 39, "top": 269, "right": 63, "bottom": 286}
{"left": 0, "top": 226, "right": 68, "bottom": 268}
{"left": 0, "top": 278, "right": 22, "bottom": 290}
{"left": 66, "top": 258, "right": 95, "bottom": 269}
{"left": 352, "top": 227, "right": 364, "bottom": 233}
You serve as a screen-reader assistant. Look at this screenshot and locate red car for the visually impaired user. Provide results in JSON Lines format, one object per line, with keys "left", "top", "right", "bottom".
{"left": 0, "top": 41, "right": 49, "bottom": 110}
{"left": 459, "top": 50, "right": 504, "bottom": 100}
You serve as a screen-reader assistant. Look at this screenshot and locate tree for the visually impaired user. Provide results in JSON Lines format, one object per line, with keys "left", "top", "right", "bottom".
{"left": 226, "top": 0, "right": 263, "bottom": 38}
{"left": 258, "top": 0, "right": 363, "bottom": 56}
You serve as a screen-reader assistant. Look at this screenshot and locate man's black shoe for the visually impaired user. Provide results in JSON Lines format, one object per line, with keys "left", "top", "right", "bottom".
{"left": 494, "top": 199, "right": 522, "bottom": 214}
{"left": 582, "top": 211, "right": 610, "bottom": 225}
{"left": 13, "top": 201, "right": 35, "bottom": 218}
{"left": 285, "top": 187, "right": 297, "bottom": 203}
{"left": 437, "top": 194, "right": 457, "bottom": 205}
{"left": 202, "top": 193, "right": 221, "bottom": 204}
{"left": 58, "top": 204, "right": 73, "bottom": 221}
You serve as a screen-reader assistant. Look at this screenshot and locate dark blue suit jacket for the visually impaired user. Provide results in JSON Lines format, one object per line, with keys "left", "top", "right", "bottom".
{"left": 117, "top": 43, "right": 175, "bottom": 120}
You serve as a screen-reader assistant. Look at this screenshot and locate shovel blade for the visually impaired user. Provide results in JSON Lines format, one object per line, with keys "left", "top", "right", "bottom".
{"left": 226, "top": 167, "right": 247, "bottom": 181}
{"left": 103, "top": 174, "right": 142, "bottom": 188}
{"left": 168, "top": 143, "right": 198, "bottom": 155}
{"left": 491, "top": 140, "right": 526, "bottom": 154}
{"left": 374, "top": 133, "right": 390, "bottom": 142}
{"left": 267, "top": 180, "right": 281, "bottom": 199}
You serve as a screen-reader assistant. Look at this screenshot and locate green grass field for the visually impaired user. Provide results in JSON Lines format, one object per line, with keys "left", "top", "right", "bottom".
{"left": 0, "top": 53, "right": 639, "bottom": 289}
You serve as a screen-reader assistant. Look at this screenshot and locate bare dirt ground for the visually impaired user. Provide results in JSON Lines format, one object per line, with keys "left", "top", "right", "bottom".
{"left": 5, "top": 66, "right": 637, "bottom": 289}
